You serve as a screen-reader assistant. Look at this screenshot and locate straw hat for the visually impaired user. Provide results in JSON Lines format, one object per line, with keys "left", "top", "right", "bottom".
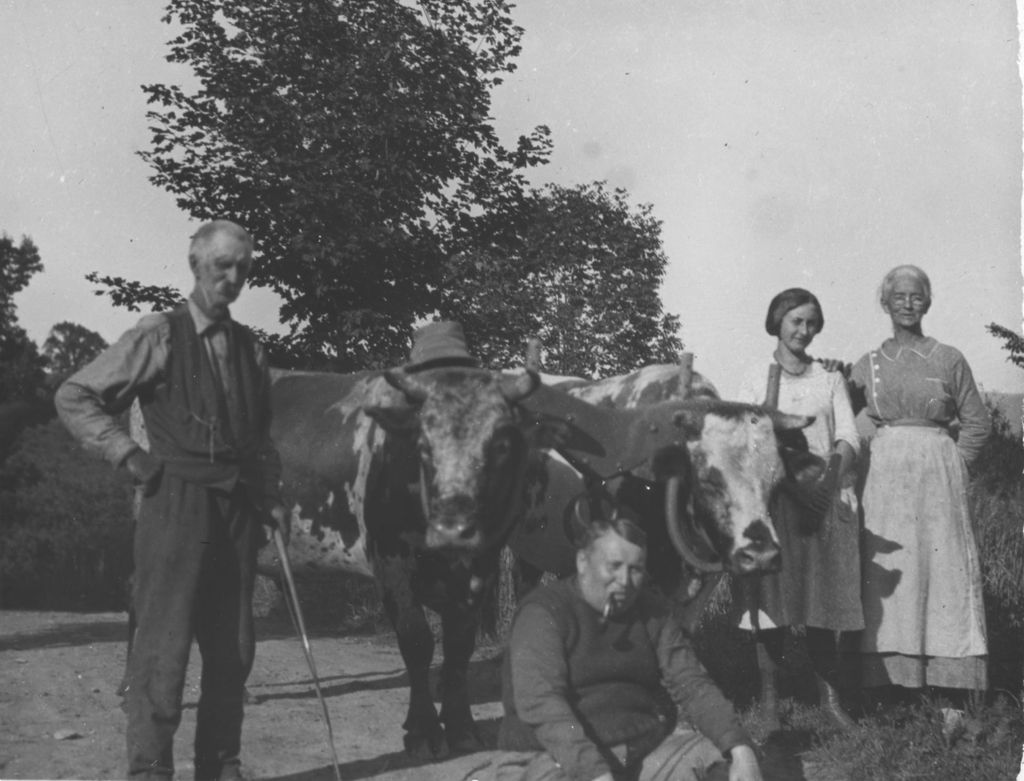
{"left": 405, "top": 321, "right": 479, "bottom": 372}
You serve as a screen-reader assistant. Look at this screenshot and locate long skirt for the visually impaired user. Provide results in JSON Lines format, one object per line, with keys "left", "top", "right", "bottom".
{"left": 736, "top": 483, "right": 864, "bottom": 632}
{"left": 859, "top": 426, "right": 987, "bottom": 690}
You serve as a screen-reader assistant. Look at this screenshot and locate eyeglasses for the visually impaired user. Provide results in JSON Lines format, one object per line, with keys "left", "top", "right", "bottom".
{"left": 889, "top": 293, "right": 927, "bottom": 307}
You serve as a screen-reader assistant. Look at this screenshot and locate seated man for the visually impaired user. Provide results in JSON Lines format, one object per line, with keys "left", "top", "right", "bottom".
{"left": 497, "top": 513, "right": 762, "bottom": 781}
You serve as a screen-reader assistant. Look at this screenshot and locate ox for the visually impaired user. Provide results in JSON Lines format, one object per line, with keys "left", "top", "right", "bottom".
{"left": 508, "top": 362, "right": 810, "bottom": 632}
{"left": 258, "top": 362, "right": 542, "bottom": 759}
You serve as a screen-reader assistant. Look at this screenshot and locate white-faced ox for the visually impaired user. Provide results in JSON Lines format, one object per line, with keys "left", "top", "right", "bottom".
{"left": 509, "top": 364, "right": 811, "bottom": 631}
{"left": 257, "top": 363, "right": 540, "bottom": 759}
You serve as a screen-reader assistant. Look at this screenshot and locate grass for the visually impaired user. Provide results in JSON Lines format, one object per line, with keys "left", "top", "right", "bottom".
{"left": 797, "top": 693, "right": 1023, "bottom": 781}
{"left": 731, "top": 688, "right": 1024, "bottom": 781}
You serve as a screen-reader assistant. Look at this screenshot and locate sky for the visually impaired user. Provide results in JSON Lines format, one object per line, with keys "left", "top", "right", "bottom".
{"left": 3, "top": 0, "right": 1023, "bottom": 397}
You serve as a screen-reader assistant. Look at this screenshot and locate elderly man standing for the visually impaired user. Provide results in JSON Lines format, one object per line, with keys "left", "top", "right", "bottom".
{"left": 56, "top": 220, "right": 288, "bottom": 781}
{"left": 497, "top": 513, "right": 763, "bottom": 781}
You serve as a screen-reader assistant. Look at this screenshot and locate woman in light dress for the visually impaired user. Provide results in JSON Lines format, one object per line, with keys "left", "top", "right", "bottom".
{"left": 850, "top": 265, "right": 989, "bottom": 704}
{"left": 735, "top": 288, "right": 863, "bottom": 730}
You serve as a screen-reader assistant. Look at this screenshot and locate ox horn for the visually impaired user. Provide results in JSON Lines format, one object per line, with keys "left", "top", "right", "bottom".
{"left": 383, "top": 368, "right": 428, "bottom": 404}
{"left": 500, "top": 368, "right": 540, "bottom": 403}
{"left": 665, "top": 476, "right": 723, "bottom": 574}
{"left": 498, "top": 337, "right": 542, "bottom": 402}
{"left": 678, "top": 352, "right": 694, "bottom": 401}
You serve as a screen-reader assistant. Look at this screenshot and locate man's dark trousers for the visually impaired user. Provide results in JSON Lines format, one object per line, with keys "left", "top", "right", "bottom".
{"left": 125, "top": 470, "right": 259, "bottom": 780}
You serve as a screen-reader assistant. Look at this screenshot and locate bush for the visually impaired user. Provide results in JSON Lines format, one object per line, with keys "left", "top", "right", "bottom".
{"left": 0, "top": 419, "right": 134, "bottom": 609}
{"left": 969, "top": 404, "right": 1024, "bottom": 696}
{"left": 971, "top": 401, "right": 1024, "bottom": 494}
{"left": 254, "top": 573, "right": 384, "bottom": 633}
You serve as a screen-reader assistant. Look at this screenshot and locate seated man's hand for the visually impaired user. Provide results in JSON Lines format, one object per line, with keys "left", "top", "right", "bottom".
{"left": 266, "top": 504, "right": 290, "bottom": 547}
{"left": 728, "top": 744, "right": 762, "bottom": 781}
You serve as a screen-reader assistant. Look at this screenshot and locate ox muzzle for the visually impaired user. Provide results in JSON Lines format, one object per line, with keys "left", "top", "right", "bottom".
{"left": 730, "top": 518, "right": 781, "bottom": 574}
{"left": 424, "top": 495, "right": 484, "bottom": 549}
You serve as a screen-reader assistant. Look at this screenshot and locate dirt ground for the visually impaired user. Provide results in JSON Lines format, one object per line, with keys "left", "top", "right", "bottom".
{"left": 0, "top": 610, "right": 838, "bottom": 781}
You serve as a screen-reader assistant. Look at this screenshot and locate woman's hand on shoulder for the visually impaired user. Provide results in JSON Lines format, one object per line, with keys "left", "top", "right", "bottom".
{"left": 814, "top": 357, "right": 852, "bottom": 377}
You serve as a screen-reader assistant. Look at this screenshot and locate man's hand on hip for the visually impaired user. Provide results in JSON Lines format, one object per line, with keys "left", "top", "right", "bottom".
{"left": 125, "top": 449, "right": 162, "bottom": 495}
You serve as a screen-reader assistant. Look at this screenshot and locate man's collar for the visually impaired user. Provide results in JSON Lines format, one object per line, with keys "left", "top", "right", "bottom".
{"left": 187, "top": 295, "right": 231, "bottom": 336}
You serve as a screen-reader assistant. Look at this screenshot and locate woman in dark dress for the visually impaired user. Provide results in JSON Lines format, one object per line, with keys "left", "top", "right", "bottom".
{"left": 735, "top": 288, "right": 862, "bottom": 730}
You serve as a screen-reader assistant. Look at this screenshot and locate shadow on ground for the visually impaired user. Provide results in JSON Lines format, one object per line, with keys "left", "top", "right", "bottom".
{"left": 0, "top": 611, "right": 386, "bottom": 653}
{"left": 260, "top": 719, "right": 503, "bottom": 781}
{"left": 237, "top": 655, "right": 503, "bottom": 708}
{"left": 0, "top": 617, "right": 129, "bottom": 651}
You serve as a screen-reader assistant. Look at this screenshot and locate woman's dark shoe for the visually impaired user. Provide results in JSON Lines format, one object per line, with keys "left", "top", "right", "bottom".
{"left": 816, "top": 674, "right": 857, "bottom": 730}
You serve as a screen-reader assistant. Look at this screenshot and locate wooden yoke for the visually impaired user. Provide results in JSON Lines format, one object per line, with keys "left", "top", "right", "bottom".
{"left": 525, "top": 337, "right": 543, "bottom": 376}
{"left": 678, "top": 351, "right": 694, "bottom": 401}
{"left": 763, "top": 363, "right": 782, "bottom": 409}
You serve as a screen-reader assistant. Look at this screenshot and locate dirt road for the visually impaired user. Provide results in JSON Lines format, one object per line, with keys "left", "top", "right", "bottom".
{"left": 0, "top": 610, "right": 837, "bottom": 781}
{"left": 1, "top": 610, "right": 511, "bottom": 781}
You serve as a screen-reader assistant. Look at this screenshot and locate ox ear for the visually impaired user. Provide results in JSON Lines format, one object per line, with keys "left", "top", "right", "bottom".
{"left": 499, "top": 370, "right": 540, "bottom": 403}
{"left": 769, "top": 411, "right": 815, "bottom": 431}
{"left": 363, "top": 405, "right": 420, "bottom": 435}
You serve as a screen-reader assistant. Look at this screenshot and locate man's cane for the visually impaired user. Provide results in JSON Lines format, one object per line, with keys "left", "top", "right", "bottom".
{"left": 271, "top": 528, "right": 344, "bottom": 781}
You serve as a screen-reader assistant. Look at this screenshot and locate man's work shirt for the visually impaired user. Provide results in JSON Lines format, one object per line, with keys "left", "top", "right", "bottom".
{"left": 55, "top": 297, "right": 280, "bottom": 504}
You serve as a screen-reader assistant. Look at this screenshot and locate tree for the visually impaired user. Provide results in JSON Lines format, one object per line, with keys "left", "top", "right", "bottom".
{"left": 108, "top": 0, "right": 549, "bottom": 370}
{"left": 439, "top": 182, "right": 683, "bottom": 377}
{"left": 82, "top": 273, "right": 307, "bottom": 369}
{"left": 987, "top": 322, "right": 1024, "bottom": 370}
{"left": 0, "top": 234, "right": 45, "bottom": 402}
{"left": 84, "top": 272, "right": 184, "bottom": 315}
{"left": 42, "top": 322, "right": 109, "bottom": 382}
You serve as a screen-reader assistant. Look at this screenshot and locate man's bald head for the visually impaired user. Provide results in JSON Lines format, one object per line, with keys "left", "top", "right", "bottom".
{"left": 188, "top": 220, "right": 254, "bottom": 319}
